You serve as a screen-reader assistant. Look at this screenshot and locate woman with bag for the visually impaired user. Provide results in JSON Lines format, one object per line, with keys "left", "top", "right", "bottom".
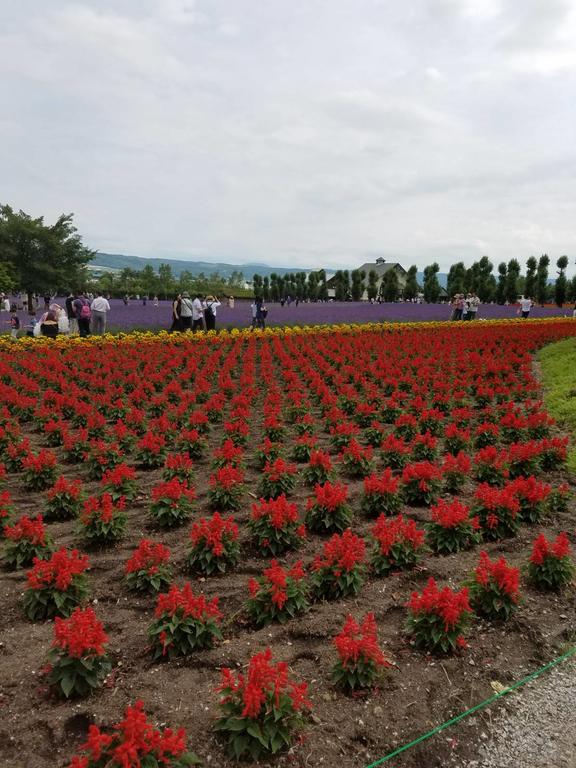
{"left": 170, "top": 294, "right": 183, "bottom": 332}
{"left": 203, "top": 295, "right": 221, "bottom": 331}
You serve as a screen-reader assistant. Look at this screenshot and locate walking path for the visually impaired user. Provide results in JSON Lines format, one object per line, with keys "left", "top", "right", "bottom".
{"left": 462, "top": 660, "right": 576, "bottom": 767}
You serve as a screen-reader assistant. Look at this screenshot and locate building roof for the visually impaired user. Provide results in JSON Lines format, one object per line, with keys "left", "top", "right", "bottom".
{"left": 357, "top": 261, "right": 407, "bottom": 276}
{"left": 325, "top": 260, "right": 406, "bottom": 287}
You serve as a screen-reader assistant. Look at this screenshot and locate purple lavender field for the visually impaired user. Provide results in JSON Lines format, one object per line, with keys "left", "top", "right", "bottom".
{"left": 5, "top": 298, "right": 572, "bottom": 334}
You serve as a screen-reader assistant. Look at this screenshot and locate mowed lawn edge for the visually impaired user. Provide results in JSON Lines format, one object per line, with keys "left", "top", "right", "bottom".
{"left": 538, "top": 337, "right": 576, "bottom": 473}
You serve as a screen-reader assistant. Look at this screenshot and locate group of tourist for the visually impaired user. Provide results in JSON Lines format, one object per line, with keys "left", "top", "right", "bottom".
{"left": 450, "top": 294, "right": 542, "bottom": 321}
{"left": 170, "top": 293, "right": 222, "bottom": 333}
{"left": 169, "top": 293, "right": 269, "bottom": 332}
{"left": 1, "top": 291, "right": 112, "bottom": 339}
{"left": 449, "top": 293, "right": 481, "bottom": 320}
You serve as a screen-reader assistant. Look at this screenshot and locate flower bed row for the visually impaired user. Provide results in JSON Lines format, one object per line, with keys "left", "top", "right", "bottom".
{"left": 1, "top": 318, "right": 575, "bottom": 766}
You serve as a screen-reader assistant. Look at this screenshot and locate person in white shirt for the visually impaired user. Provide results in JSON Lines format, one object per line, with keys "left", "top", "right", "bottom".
{"left": 179, "top": 292, "right": 193, "bottom": 330}
{"left": 192, "top": 294, "right": 205, "bottom": 332}
{"left": 519, "top": 296, "right": 533, "bottom": 318}
{"left": 467, "top": 294, "right": 480, "bottom": 320}
{"left": 90, "top": 292, "right": 111, "bottom": 335}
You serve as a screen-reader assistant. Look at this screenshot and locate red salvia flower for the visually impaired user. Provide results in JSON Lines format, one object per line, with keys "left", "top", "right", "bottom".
{"left": 4, "top": 514, "right": 47, "bottom": 545}
{"left": 125, "top": 540, "right": 171, "bottom": 575}
{"left": 334, "top": 612, "right": 392, "bottom": 669}
{"left": 53, "top": 606, "right": 108, "bottom": 658}
{"left": 27, "top": 548, "right": 89, "bottom": 591}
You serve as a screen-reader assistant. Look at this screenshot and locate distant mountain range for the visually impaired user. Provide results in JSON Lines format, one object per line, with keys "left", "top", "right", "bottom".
{"left": 90, "top": 253, "right": 308, "bottom": 279}
{"left": 90, "top": 252, "right": 457, "bottom": 287}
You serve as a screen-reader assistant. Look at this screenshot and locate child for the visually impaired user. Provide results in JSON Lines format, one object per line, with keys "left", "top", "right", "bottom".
{"left": 26, "top": 317, "right": 37, "bottom": 337}
{"left": 8, "top": 312, "right": 20, "bottom": 339}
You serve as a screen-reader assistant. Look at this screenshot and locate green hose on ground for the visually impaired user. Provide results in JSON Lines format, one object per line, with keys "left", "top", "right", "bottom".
{"left": 365, "top": 646, "right": 576, "bottom": 768}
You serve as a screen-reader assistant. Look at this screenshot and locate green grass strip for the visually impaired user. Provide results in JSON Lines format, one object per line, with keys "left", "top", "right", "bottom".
{"left": 364, "top": 646, "right": 576, "bottom": 767}
{"left": 537, "top": 337, "right": 576, "bottom": 473}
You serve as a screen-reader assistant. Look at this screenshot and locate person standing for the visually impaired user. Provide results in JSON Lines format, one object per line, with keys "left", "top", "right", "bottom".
{"left": 192, "top": 293, "right": 205, "bottom": 332}
{"left": 203, "top": 295, "right": 221, "bottom": 331}
{"left": 73, "top": 294, "right": 92, "bottom": 337}
{"left": 90, "top": 292, "right": 111, "bottom": 334}
{"left": 8, "top": 311, "right": 20, "bottom": 339}
{"left": 179, "top": 292, "right": 193, "bottom": 330}
{"left": 519, "top": 296, "right": 533, "bottom": 318}
{"left": 65, "top": 292, "right": 78, "bottom": 334}
{"left": 451, "top": 294, "right": 464, "bottom": 321}
{"left": 255, "top": 296, "right": 267, "bottom": 329}
{"left": 170, "top": 294, "right": 183, "bottom": 332}
{"left": 467, "top": 293, "right": 480, "bottom": 320}
{"left": 462, "top": 294, "right": 471, "bottom": 320}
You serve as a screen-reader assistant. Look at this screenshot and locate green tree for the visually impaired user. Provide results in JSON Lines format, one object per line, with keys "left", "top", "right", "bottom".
{"left": 447, "top": 262, "right": 466, "bottom": 297}
{"left": 0, "top": 205, "right": 93, "bottom": 310}
{"left": 476, "top": 256, "right": 495, "bottom": 302}
{"left": 403, "top": 265, "right": 419, "bottom": 300}
{"left": 334, "top": 270, "right": 351, "bottom": 301}
{"left": 295, "top": 272, "right": 307, "bottom": 300}
{"left": 307, "top": 272, "right": 319, "bottom": 301}
{"left": 536, "top": 255, "right": 550, "bottom": 306}
{"left": 158, "top": 263, "right": 175, "bottom": 298}
{"left": 96, "top": 271, "right": 117, "bottom": 297}
{"left": 423, "top": 263, "right": 441, "bottom": 303}
{"left": 464, "top": 262, "right": 480, "bottom": 294}
{"left": 277, "top": 275, "right": 286, "bottom": 300}
{"left": 318, "top": 269, "right": 328, "bottom": 301}
{"left": 178, "top": 270, "right": 194, "bottom": 293}
{"left": 227, "top": 270, "right": 245, "bottom": 288}
{"left": 269, "top": 273, "right": 279, "bottom": 302}
{"left": 333, "top": 270, "right": 344, "bottom": 301}
{"left": 569, "top": 275, "right": 576, "bottom": 303}
{"left": 262, "top": 276, "right": 270, "bottom": 301}
{"left": 554, "top": 255, "right": 569, "bottom": 307}
{"left": 366, "top": 270, "right": 379, "bottom": 301}
{"left": 118, "top": 267, "right": 140, "bottom": 295}
{"left": 505, "top": 259, "right": 521, "bottom": 304}
{"left": 380, "top": 269, "right": 399, "bottom": 302}
{"left": 496, "top": 262, "right": 507, "bottom": 304}
{"left": 252, "top": 273, "right": 264, "bottom": 297}
{"left": 140, "top": 264, "right": 159, "bottom": 297}
{"left": 342, "top": 270, "right": 351, "bottom": 300}
{"left": 524, "top": 257, "right": 537, "bottom": 299}
{"left": 350, "top": 269, "right": 366, "bottom": 301}
{"left": 0, "top": 261, "right": 15, "bottom": 293}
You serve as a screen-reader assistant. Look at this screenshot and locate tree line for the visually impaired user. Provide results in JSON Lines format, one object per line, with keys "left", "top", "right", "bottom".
{"left": 252, "top": 255, "right": 574, "bottom": 306}
{"left": 1, "top": 205, "right": 574, "bottom": 307}
{"left": 95, "top": 264, "right": 250, "bottom": 299}
{"left": 446, "top": 254, "right": 572, "bottom": 307}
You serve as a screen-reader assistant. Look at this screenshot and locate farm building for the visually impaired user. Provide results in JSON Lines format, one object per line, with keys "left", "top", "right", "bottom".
{"left": 325, "top": 258, "right": 408, "bottom": 300}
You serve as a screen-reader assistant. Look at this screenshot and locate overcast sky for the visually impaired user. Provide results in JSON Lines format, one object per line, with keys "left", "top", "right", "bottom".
{"left": 1, "top": 0, "right": 575, "bottom": 272}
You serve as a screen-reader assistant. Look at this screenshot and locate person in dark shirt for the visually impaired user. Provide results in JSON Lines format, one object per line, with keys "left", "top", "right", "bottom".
{"left": 40, "top": 310, "right": 59, "bottom": 338}
{"left": 65, "top": 292, "right": 78, "bottom": 334}
{"left": 8, "top": 312, "right": 20, "bottom": 339}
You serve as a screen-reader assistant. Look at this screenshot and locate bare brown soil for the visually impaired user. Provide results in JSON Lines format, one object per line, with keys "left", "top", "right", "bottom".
{"left": 1, "top": 421, "right": 575, "bottom": 768}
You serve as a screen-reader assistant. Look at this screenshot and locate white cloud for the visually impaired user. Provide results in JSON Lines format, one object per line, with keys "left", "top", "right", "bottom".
{"left": 0, "top": 0, "right": 574, "bottom": 273}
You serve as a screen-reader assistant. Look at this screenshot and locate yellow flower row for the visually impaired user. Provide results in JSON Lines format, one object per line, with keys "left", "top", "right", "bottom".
{"left": 0, "top": 315, "right": 574, "bottom": 353}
